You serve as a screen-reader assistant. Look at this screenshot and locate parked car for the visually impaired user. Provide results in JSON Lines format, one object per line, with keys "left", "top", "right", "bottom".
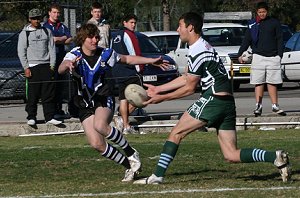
{"left": 0, "top": 31, "right": 26, "bottom": 100}
{"left": 110, "top": 31, "right": 179, "bottom": 90}
{"left": 281, "top": 32, "right": 300, "bottom": 82}
{"left": 142, "top": 31, "right": 179, "bottom": 54}
{"left": 165, "top": 23, "right": 294, "bottom": 90}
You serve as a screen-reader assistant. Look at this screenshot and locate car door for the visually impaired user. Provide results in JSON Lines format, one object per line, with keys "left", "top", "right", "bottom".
{"left": 281, "top": 32, "right": 300, "bottom": 81}
{"left": 167, "top": 39, "right": 188, "bottom": 74}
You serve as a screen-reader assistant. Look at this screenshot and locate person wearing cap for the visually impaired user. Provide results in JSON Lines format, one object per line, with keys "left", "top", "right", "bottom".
{"left": 17, "top": 8, "right": 62, "bottom": 126}
{"left": 43, "top": 3, "right": 73, "bottom": 119}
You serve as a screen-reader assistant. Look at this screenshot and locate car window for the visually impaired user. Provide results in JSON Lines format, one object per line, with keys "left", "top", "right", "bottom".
{"left": 149, "top": 35, "right": 179, "bottom": 53}
{"left": 136, "top": 34, "right": 162, "bottom": 54}
{"left": 0, "top": 32, "right": 19, "bottom": 59}
{"left": 284, "top": 33, "right": 300, "bottom": 52}
{"left": 202, "top": 27, "right": 247, "bottom": 46}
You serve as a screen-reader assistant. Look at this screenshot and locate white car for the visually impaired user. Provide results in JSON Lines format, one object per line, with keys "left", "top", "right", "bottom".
{"left": 143, "top": 23, "right": 250, "bottom": 90}
{"left": 281, "top": 31, "right": 300, "bottom": 82}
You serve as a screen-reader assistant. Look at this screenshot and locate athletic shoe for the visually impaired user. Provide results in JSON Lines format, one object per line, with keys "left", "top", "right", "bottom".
{"left": 113, "top": 116, "right": 124, "bottom": 132}
{"left": 27, "top": 119, "right": 36, "bottom": 126}
{"left": 253, "top": 104, "right": 262, "bottom": 117}
{"left": 46, "top": 119, "right": 62, "bottom": 125}
{"left": 128, "top": 149, "right": 142, "bottom": 173}
{"left": 122, "top": 169, "right": 135, "bottom": 182}
{"left": 123, "top": 126, "right": 139, "bottom": 135}
{"left": 274, "top": 150, "right": 291, "bottom": 182}
{"left": 272, "top": 105, "right": 287, "bottom": 116}
{"left": 133, "top": 174, "right": 163, "bottom": 184}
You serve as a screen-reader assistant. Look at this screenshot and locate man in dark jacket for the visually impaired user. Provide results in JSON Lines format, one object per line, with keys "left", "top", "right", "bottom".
{"left": 111, "top": 14, "right": 143, "bottom": 134}
{"left": 238, "top": 1, "right": 285, "bottom": 117}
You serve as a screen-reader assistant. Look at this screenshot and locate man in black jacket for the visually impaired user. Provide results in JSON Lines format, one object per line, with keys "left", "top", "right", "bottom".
{"left": 238, "top": 1, "right": 286, "bottom": 117}
{"left": 111, "top": 14, "right": 143, "bottom": 134}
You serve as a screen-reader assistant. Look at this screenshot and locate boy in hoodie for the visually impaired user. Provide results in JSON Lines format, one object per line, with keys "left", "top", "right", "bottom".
{"left": 17, "top": 8, "right": 62, "bottom": 126}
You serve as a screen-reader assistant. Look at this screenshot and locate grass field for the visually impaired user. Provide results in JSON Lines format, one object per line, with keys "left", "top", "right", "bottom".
{"left": 0, "top": 129, "right": 300, "bottom": 197}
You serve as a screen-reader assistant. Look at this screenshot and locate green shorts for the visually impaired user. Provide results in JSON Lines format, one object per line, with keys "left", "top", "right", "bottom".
{"left": 187, "top": 95, "right": 236, "bottom": 130}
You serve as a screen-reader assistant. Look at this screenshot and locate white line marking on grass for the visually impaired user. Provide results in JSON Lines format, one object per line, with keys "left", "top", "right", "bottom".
{"left": 1, "top": 186, "right": 299, "bottom": 197}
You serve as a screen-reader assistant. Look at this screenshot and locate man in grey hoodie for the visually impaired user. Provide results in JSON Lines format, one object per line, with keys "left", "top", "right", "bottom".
{"left": 18, "top": 8, "right": 62, "bottom": 126}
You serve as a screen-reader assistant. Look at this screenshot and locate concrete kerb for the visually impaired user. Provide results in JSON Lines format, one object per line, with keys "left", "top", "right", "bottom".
{"left": 1, "top": 113, "right": 300, "bottom": 137}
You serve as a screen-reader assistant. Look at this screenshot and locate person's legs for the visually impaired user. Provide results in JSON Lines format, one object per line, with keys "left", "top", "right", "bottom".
{"left": 265, "top": 56, "right": 286, "bottom": 115}
{"left": 82, "top": 114, "right": 135, "bottom": 181}
{"left": 40, "top": 65, "right": 56, "bottom": 122}
{"left": 218, "top": 130, "right": 291, "bottom": 182}
{"left": 115, "top": 76, "right": 142, "bottom": 134}
{"left": 251, "top": 54, "right": 267, "bottom": 116}
{"left": 134, "top": 112, "right": 206, "bottom": 184}
{"left": 25, "top": 67, "right": 41, "bottom": 122}
{"left": 93, "top": 106, "right": 142, "bottom": 178}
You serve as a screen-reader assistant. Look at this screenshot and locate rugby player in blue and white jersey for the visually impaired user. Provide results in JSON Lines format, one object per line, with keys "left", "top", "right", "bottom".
{"left": 58, "top": 23, "right": 169, "bottom": 182}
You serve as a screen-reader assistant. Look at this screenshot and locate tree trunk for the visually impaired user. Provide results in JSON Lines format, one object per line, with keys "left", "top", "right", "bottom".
{"left": 162, "top": 0, "right": 170, "bottom": 31}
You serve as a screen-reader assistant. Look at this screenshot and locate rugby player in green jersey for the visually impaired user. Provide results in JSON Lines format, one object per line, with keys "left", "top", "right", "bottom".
{"left": 134, "top": 12, "right": 291, "bottom": 184}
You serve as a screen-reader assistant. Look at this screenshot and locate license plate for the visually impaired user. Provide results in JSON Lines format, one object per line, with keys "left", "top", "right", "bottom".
{"left": 239, "top": 67, "right": 251, "bottom": 73}
{"left": 143, "top": 75, "right": 157, "bottom": 82}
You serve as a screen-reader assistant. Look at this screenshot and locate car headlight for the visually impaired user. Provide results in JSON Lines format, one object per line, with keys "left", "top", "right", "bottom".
{"left": 219, "top": 56, "right": 227, "bottom": 63}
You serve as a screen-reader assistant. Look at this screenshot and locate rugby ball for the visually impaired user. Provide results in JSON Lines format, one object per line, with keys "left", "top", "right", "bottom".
{"left": 241, "top": 51, "right": 253, "bottom": 63}
{"left": 125, "top": 84, "right": 149, "bottom": 108}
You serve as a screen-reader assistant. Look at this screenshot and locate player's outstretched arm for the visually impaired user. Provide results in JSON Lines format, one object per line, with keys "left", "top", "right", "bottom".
{"left": 119, "top": 55, "right": 170, "bottom": 70}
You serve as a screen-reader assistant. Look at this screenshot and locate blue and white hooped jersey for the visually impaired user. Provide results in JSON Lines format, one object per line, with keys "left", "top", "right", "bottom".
{"left": 64, "top": 47, "right": 120, "bottom": 107}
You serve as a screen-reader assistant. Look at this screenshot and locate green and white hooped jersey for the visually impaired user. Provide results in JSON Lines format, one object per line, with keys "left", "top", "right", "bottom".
{"left": 187, "top": 38, "right": 232, "bottom": 96}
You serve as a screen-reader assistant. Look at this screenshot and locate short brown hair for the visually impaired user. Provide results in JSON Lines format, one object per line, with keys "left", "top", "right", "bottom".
{"left": 48, "top": 3, "right": 61, "bottom": 12}
{"left": 91, "top": 2, "right": 103, "bottom": 10}
{"left": 75, "top": 23, "right": 99, "bottom": 46}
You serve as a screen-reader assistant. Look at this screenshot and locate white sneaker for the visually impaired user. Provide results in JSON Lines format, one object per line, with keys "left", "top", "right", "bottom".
{"left": 274, "top": 150, "right": 291, "bottom": 182}
{"left": 113, "top": 116, "right": 124, "bottom": 132}
{"left": 46, "top": 119, "right": 62, "bottom": 125}
{"left": 128, "top": 149, "right": 142, "bottom": 173}
{"left": 122, "top": 169, "right": 135, "bottom": 182}
{"left": 27, "top": 119, "right": 36, "bottom": 126}
{"left": 133, "top": 174, "right": 163, "bottom": 184}
{"left": 123, "top": 126, "right": 139, "bottom": 135}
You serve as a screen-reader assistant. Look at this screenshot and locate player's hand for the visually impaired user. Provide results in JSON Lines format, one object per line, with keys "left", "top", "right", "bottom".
{"left": 151, "top": 56, "right": 170, "bottom": 70}
{"left": 238, "top": 56, "right": 245, "bottom": 64}
{"left": 143, "top": 94, "right": 164, "bottom": 105}
{"left": 24, "top": 68, "right": 31, "bottom": 78}
{"left": 67, "top": 56, "right": 81, "bottom": 73}
{"left": 144, "top": 83, "right": 158, "bottom": 98}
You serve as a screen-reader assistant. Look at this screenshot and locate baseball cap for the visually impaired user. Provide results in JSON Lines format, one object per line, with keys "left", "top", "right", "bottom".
{"left": 29, "top": 8, "right": 42, "bottom": 18}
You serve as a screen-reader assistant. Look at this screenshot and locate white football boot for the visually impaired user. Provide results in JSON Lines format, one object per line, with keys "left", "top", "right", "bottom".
{"left": 133, "top": 174, "right": 163, "bottom": 184}
{"left": 274, "top": 150, "right": 291, "bottom": 182}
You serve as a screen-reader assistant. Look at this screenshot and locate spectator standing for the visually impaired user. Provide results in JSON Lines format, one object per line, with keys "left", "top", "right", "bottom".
{"left": 133, "top": 12, "right": 291, "bottom": 185}
{"left": 87, "top": 2, "right": 110, "bottom": 48}
{"left": 238, "top": 1, "right": 286, "bottom": 117}
{"left": 58, "top": 23, "right": 169, "bottom": 181}
{"left": 18, "top": 8, "right": 62, "bottom": 126}
{"left": 43, "top": 3, "right": 73, "bottom": 119}
{"left": 111, "top": 14, "right": 144, "bottom": 134}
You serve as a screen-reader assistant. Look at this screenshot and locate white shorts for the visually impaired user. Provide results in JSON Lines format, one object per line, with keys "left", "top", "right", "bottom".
{"left": 250, "top": 54, "right": 282, "bottom": 85}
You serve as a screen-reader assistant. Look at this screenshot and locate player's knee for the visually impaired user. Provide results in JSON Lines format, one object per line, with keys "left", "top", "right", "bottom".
{"left": 89, "top": 140, "right": 106, "bottom": 152}
{"left": 93, "top": 122, "right": 108, "bottom": 135}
